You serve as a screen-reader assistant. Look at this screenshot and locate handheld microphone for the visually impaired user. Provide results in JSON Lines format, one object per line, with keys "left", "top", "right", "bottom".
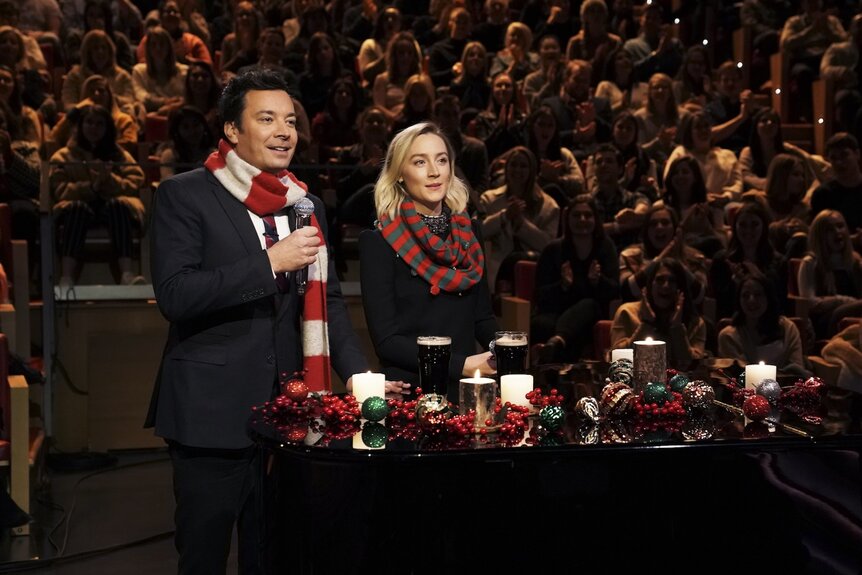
{"left": 293, "top": 197, "right": 315, "bottom": 295}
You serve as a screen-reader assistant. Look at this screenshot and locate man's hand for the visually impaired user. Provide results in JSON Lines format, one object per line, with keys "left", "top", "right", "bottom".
{"left": 267, "top": 226, "right": 320, "bottom": 273}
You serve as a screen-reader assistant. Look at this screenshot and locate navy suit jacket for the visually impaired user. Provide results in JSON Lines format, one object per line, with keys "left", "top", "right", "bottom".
{"left": 146, "top": 168, "right": 367, "bottom": 449}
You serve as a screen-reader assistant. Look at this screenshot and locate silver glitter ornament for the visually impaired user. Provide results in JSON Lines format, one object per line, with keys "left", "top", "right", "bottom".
{"left": 755, "top": 378, "right": 781, "bottom": 405}
{"left": 682, "top": 414, "right": 716, "bottom": 440}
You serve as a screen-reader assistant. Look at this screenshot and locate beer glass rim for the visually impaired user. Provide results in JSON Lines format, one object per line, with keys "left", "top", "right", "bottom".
{"left": 416, "top": 336, "right": 452, "bottom": 345}
{"left": 494, "top": 331, "right": 527, "bottom": 343}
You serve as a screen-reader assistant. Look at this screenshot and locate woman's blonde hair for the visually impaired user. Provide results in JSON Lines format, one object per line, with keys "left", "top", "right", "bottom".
{"left": 81, "top": 29, "right": 117, "bottom": 74}
{"left": 808, "top": 209, "right": 857, "bottom": 294}
{"left": 374, "top": 122, "right": 469, "bottom": 220}
{"left": 505, "top": 22, "right": 532, "bottom": 54}
{"left": 145, "top": 27, "right": 178, "bottom": 79}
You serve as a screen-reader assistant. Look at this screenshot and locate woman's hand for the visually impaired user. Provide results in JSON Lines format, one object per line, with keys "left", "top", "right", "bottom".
{"left": 539, "top": 159, "right": 564, "bottom": 182}
{"left": 670, "top": 292, "right": 685, "bottom": 325}
{"left": 463, "top": 351, "right": 496, "bottom": 377}
{"left": 505, "top": 197, "right": 526, "bottom": 226}
{"left": 561, "top": 260, "right": 574, "bottom": 289}
{"left": 587, "top": 259, "right": 601, "bottom": 286}
{"left": 638, "top": 287, "right": 657, "bottom": 324}
{"left": 385, "top": 380, "right": 411, "bottom": 395}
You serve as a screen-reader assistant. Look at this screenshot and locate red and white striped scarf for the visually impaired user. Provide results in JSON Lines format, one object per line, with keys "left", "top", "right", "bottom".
{"left": 205, "top": 139, "right": 332, "bottom": 392}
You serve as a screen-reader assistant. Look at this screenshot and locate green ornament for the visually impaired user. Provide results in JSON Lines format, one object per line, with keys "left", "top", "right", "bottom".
{"left": 539, "top": 405, "right": 565, "bottom": 431}
{"left": 361, "top": 396, "right": 389, "bottom": 422}
{"left": 643, "top": 382, "right": 671, "bottom": 405}
{"left": 669, "top": 373, "right": 689, "bottom": 393}
{"left": 361, "top": 422, "right": 388, "bottom": 448}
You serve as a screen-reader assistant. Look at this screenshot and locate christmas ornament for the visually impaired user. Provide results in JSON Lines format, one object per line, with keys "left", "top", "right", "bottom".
{"left": 743, "top": 395, "right": 770, "bottom": 421}
{"left": 607, "top": 358, "right": 634, "bottom": 385}
{"left": 361, "top": 396, "right": 389, "bottom": 422}
{"left": 539, "top": 405, "right": 565, "bottom": 431}
{"left": 283, "top": 378, "right": 309, "bottom": 402}
{"left": 600, "top": 382, "right": 635, "bottom": 416}
{"left": 755, "top": 378, "right": 781, "bottom": 406}
{"left": 681, "top": 380, "right": 715, "bottom": 409}
{"left": 668, "top": 373, "right": 689, "bottom": 393}
{"left": 575, "top": 422, "right": 599, "bottom": 445}
{"left": 361, "top": 422, "right": 388, "bottom": 448}
{"left": 575, "top": 396, "right": 600, "bottom": 423}
{"left": 682, "top": 414, "right": 715, "bottom": 441}
{"left": 643, "top": 381, "right": 671, "bottom": 405}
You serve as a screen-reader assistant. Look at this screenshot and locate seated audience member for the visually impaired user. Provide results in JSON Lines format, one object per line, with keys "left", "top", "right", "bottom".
{"left": 673, "top": 45, "right": 713, "bottom": 107}
{"left": 0, "top": 25, "right": 45, "bottom": 72}
{"left": 665, "top": 111, "right": 743, "bottom": 206}
{"left": 810, "top": 133, "right": 862, "bottom": 234}
{"left": 762, "top": 154, "right": 811, "bottom": 257}
{"left": 585, "top": 111, "right": 658, "bottom": 199}
{"left": 718, "top": 271, "right": 809, "bottom": 376}
{"left": 633, "top": 72, "right": 679, "bottom": 175}
{"left": 157, "top": 106, "right": 216, "bottom": 180}
{"left": 738, "top": 107, "right": 831, "bottom": 194}
{"left": 0, "top": 99, "right": 39, "bottom": 278}
{"left": 709, "top": 201, "right": 787, "bottom": 322}
{"left": 589, "top": 143, "right": 650, "bottom": 249}
{"left": 297, "top": 32, "right": 346, "bottom": 121}
{"left": 705, "top": 61, "right": 754, "bottom": 155}
{"left": 433, "top": 95, "right": 490, "bottom": 200}
{"left": 334, "top": 106, "right": 390, "bottom": 223}
{"left": 392, "top": 73, "right": 435, "bottom": 135}
{"left": 489, "top": 21, "right": 540, "bottom": 82}
{"left": 472, "top": 0, "right": 509, "bottom": 54}
{"left": 427, "top": 6, "right": 471, "bottom": 88}
{"left": 132, "top": 27, "right": 189, "bottom": 114}
{"left": 821, "top": 319, "right": 862, "bottom": 392}
{"left": 624, "top": 2, "right": 683, "bottom": 82}
{"left": 48, "top": 105, "right": 146, "bottom": 289}
{"left": 172, "top": 60, "right": 221, "bottom": 138}
{"left": 357, "top": 6, "right": 401, "bottom": 88}
{"left": 372, "top": 31, "right": 422, "bottom": 123}
{"left": 532, "top": 195, "right": 619, "bottom": 363}
{"left": 0, "top": 65, "right": 41, "bottom": 146}
{"left": 449, "top": 41, "right": 491, "bottom": 112}
{"left": 522, "top": 0, "right": 578, "bottom": 50}
{"left": 50, "top": 75, "right": 138, "bottom": 149}
{"left": 136, "top": 0, "right": 212, "bottom": 65}
{"left": 62, "top": 30, "right": 137, "bottom": 118}
{"left": 311, "top": 78, "right": 362, "bottom": 164}
{"left": 523, "top": 35, "right": 563, "bottom": 109}
{"left": 234, "top": 28, "right": 299, "bottom": 93}
{"left": 283, "top": 5, "right": 339, "bottom": 75}
{"left": 660, "top": 156, "right": 726, "bottom": 257}
{"left": 541, "top": 59, "right": 612, "bottom": 155}
{"left": 799, "top": 210, "right": 862, "bottom": 339}
{"left": 594, "top": 47, "right": 640, "bottom": 115}
{"left": 218, "top": 1, "right": 261, "bottom": 75}
{"left": 565, "top": 0, "right": 621, "bottom": 86}
{"left": 820, "top": 13, "right": 862, "bottom": 132}
{"left": 611, "top": 257, "right": 707, "bottom": 368}
{"left": 480, "top": 146, "right": 560, "bottom": 293}
{"left": 779, "top": 0, "right": 846, "bottom": 122}
{"left": 619, "top": 204, "right": 707, "bottom": 304}
{"left": 522, "top": 105, "right": 585, "bottom": 205}
{"left": 472, "top": 72, "right": 528, "bottom": 161}
{"left": 82, "top": 0, "right": 135, "bottom": 71}
{"left": 740, "top": 0, "right": 788, "bottom": 87}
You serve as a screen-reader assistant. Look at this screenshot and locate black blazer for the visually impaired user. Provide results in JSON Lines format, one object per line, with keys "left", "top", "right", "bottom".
{"left": 359, "top": 224, "right": 498, "bottom": 386}
{"left": 146, "top": 168, "right": 367, "bottom": 449}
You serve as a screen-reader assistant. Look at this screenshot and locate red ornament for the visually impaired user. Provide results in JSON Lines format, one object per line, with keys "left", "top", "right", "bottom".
{"left": 743, "top": 395, "right": 770, "bottom": 421}
{"left": 283, "top": 378, "right": 309, "bottom": 402}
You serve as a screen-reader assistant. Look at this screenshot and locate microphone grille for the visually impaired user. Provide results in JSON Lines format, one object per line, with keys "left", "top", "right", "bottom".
{"left": 294, "top": 197, "right": 315, "bottom": 217}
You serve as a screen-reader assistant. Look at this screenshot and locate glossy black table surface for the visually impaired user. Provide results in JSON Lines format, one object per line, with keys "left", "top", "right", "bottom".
{"left": 251, "top": 365, "right": 862, "bottom": 574}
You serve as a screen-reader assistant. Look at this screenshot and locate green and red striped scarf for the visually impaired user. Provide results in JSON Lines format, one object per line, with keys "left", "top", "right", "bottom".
{"left": 378, "top": 200, "right": 485, "bottom": 295}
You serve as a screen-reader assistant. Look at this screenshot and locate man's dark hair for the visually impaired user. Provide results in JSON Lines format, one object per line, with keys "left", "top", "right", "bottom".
{"left": 219, "top": 69, "right": 292, "bottom": 129}
{"left": 825, "top": 132, "right": 860, "bottom": 155}
{"left": 594, "top": 142, "right": 622, "bottom": 167}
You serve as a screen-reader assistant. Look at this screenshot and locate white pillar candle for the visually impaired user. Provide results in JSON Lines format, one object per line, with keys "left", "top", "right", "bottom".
{"left": 459, "top": 372, "right": 497, "bottom": 428}
{"left": 745, "top": 361, "right": 776, "bottom": 391}
{"left": 633, "top": 337, "right": 666, "bottom": 392}
{"left": 611, "top": 348, "right": 634, "bottom": 362}
{"left": 500, "top": 374, "right": 533, "bottom": 407}
{"left": 352, "top": 372, "right": 385, "bottom": 405}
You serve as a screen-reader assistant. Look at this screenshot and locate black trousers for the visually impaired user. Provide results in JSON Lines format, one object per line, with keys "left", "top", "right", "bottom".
{"left": 168, "top": 442, "right": 263, "bottom": 575}
{"left": 56, "top": 198, "right": 136, "bottom": 259}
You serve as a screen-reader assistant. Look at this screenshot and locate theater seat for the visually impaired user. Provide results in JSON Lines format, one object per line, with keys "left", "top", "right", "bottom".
{"left": 501, "top": 260, "right": 536, "bottom": 334}
{"left": 0, "top": 205, "right": 29, "bottom": 358}
{"left": 593, "top": 320, "right": 613, "bottom": 362}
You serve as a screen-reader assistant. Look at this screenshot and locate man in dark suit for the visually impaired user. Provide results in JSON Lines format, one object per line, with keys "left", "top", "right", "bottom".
{"left": 147, "top": 69, "right": 368, "bottom": 574}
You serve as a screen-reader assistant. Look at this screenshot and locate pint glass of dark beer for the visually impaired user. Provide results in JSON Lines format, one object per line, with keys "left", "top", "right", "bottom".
{"left": 417, "top": 336, "right": 452, "bottom": 397}
{"left": 494, "top": 331, "right": 528, "bottom": 376}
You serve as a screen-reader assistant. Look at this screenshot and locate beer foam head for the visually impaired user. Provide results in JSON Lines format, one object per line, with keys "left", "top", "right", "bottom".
{"left": 417, "top": 336, "right": 452, "bottom": 346}
{"left": 495, "top": 336, "right": 527, "bottom": 346}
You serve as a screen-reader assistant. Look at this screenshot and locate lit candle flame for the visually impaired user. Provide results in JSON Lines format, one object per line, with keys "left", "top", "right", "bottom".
{"left": 759, "top": 361, "right": 765, "bottom": 366}
{"left": 645, "top": 337, "right": 653, "bottom": 343}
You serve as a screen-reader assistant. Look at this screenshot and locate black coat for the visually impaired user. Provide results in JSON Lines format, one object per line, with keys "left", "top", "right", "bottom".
{"left": 359, "top": 224, "right": 498, "bottom": 386}
{"left": 146, "top": 168, "right": 367, "bottom": 449}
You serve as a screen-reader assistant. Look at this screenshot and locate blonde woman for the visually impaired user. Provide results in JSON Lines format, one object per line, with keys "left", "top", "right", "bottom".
{"left": 62, "top": 30, "right": 136, "bottom": 117}
{"left": 372, "top": 31, "right": 423, "bottom": 122}
{"left": 489, "top": 21, "right": 540, "bottom": 81}
{"left": 359, "top": 122, "right": 498, "bottom": 388}
{"left": 131, "top": 27, "right": 188, "bottom": 114}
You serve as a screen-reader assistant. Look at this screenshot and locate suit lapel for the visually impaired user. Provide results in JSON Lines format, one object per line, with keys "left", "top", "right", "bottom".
{"left": 207, "top": 171, "right": 262, "bottom": 255}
